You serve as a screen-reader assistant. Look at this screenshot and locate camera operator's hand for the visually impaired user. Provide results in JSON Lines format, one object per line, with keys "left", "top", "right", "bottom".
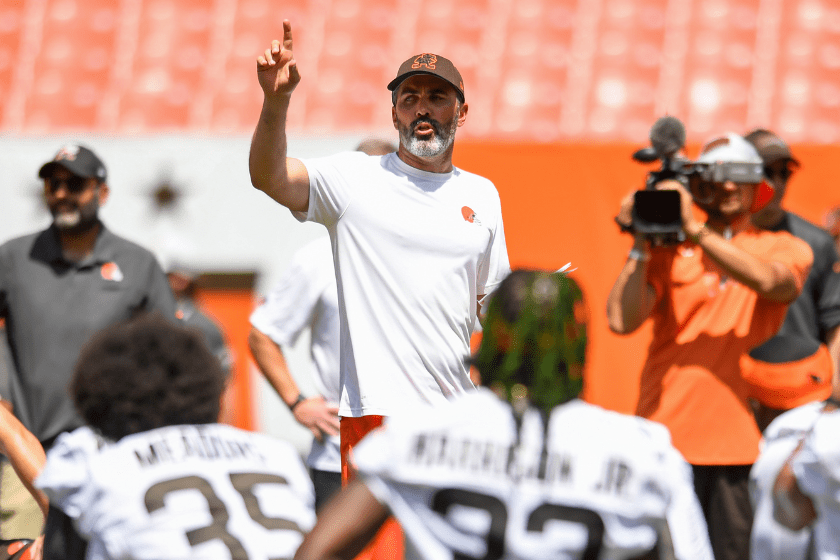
{"left": 654, "top": 179, "right": 705, "bottom": 240}
{"left": 615, "top": 190, "right": 636, "bottom": 231}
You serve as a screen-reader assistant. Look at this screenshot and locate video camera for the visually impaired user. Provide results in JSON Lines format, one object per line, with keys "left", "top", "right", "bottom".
{"left": 626, "top": 116, "right": 764, "bottom": 241}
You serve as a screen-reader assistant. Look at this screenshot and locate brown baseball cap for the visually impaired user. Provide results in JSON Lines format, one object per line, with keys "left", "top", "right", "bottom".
{"left": 744, "top": 128, "right": 800, "bottom": 167}
{"left": 387, "top": 53, "right": 465, "bottom": 102}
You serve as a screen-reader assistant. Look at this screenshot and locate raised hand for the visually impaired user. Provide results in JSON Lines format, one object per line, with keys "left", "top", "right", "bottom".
{"left": 256, "top": 20, "right": 301, "bottom": 98}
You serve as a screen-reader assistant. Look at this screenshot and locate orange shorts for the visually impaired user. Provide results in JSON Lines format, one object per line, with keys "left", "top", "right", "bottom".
{"left": 340, "top": 416, "right": 404, "bottom": 560}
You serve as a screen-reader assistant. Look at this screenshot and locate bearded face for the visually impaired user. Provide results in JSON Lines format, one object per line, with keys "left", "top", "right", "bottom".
{"left": 398, "top": 112, "right": 459, "bottom": 158}
{"left": 392, "top": 74, "right": 465, "bottom": 162}
{"left": 44, "top": 169, "right": 103, "bottom": 234}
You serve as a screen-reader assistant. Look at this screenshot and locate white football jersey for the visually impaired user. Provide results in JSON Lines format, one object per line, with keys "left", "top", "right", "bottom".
{"left": 749, "top": 401, "right": 823, "bottom": 560}
{"left": 791, "top": 407, "right": 840, "bottom": 560}
{"left": 36, "top": 424, "right": 316, "bottom": 560}
{"left": 353, "top": 389, "right": 713, "bottom": 560}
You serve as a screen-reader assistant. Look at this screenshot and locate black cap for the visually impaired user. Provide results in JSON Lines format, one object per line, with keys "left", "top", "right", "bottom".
{"left": 387, "top": 53, "right": 465, "bottom": 102}
{"left": 38, "top": 144, "right": 107, "bottom": 181}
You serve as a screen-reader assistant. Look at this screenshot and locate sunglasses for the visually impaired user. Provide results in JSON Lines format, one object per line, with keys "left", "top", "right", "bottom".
{"left": 763, "top": 165, "right": 794, "bottom": 182}
{"left": 46, "top": 175, "right": 92, "bottom": 194}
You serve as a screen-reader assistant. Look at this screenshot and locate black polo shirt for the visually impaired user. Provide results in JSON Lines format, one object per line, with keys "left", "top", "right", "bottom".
{"left": 0, "top": 224, "right": 177, "bottom": 444}
{"left": 764, "top": 211, "right": 840, "bottom": 343}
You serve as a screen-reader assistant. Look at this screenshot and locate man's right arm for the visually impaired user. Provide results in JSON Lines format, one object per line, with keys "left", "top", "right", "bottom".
{"left": 607, "top": 191, "right": 657, "bottom": 334}
{"left": 248, "top": 326, "right": 339, "bottom": 442}
{"left": 249, "top": 20, "right": 311, "bottom": 213}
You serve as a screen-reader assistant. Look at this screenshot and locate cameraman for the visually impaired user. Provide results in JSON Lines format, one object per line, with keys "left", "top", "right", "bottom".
{"left": 607, "top": 132, "right": 813, "bottom": 560}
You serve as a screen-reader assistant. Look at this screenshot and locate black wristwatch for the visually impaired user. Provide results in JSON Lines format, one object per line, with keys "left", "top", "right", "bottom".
{"left": 289, "top": 394, "right": 306, "bottom": 412}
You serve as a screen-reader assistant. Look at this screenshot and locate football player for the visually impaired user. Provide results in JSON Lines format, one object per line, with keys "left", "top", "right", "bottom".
{"left": 294, "top": 269, "right": 714, "bottom": 560}
{"left": 22, "top": 312, "right": 317, "bottom": 560}
{"left": 773, "top": 398, "right": 840, "bottom": 560}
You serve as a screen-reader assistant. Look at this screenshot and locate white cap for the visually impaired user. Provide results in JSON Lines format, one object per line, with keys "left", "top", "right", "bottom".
{"left": 696, "top": 132, "right": 763, "bottom": 165}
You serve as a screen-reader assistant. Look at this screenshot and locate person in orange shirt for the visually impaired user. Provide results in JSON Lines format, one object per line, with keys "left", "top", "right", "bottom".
{"left": 607, "top": 132, "right": 813, "bottom": 560}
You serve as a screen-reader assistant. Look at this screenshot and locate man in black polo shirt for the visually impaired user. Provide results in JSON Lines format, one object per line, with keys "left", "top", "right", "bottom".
{"left": 744, "top": 129, "right": 840, "bottom": 426}
{"left": 0, "top": 143, "right": 177, "bottom": 540}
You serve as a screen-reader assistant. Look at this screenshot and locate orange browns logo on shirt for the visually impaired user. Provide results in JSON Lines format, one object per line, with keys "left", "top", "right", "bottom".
{"left": 461, "top": 206, "right": 483, "bottom": 226}
{"left": 101, "top": 262, "right": 124, "bottom": 282}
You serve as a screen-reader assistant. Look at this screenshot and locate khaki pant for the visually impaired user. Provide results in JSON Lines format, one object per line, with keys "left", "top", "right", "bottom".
{"left": 0, "top": 460, "right": 43, "bottom": 539}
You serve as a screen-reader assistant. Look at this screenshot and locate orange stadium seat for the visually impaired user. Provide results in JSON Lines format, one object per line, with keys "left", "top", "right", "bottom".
{"left": 769, "top": 0, "right": 839, "bottom": 141}
{"left": 19, "top": 0, "right": 120, "bottom": 130}
{"left": 677, "top": 1, "right": 759, "bottom": 138}
{"left": 303, "top": 0, "right": 398, "bottom": 131}
{"left": 489, "top": 0, "right": 578, "bottom": 140}
{"left": 0, "top": 3, "right": 26, "bottom": 121}
{"left": 118, "top": 0, "right": 214, "bottom": 130}
{"left": 218, "top": 0, "right": 313, "bottom": 132}
{"left": 2, "top": 0, "right": 838, "bottom": 142}
{"left": 584, "top": 0, "right": 668, "bottom": 140}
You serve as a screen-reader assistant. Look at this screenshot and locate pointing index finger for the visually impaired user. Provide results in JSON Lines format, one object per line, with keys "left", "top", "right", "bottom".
{"left": 282, "top": 19, "right": 294, "bottom": 51}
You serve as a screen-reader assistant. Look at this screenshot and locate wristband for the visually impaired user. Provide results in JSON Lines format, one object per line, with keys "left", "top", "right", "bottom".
{"left": 288, "top": 394, "right": 306, "bottom": 412}
{"left": 628, "top": 247, "right": 650, "bottom": 262}
{"left": 692, "top": 223, "right": 711, "bottom": 243}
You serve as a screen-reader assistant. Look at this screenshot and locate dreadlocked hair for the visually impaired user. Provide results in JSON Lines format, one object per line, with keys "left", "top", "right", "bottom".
{"left": 473, "top": 269, "right": 587, "bottom": 415}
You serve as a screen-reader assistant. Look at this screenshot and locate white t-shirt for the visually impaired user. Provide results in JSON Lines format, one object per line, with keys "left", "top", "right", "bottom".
{"left": 353, "top": 389, "right": 714, "bottom": 560}
{"left": 749, "top": 401, "right": 823, "bottom": 560}
{"left": 36, "top": 424, "right": 316, "bottom": 560}
{"left": 297, "top": 152, "right": 510, "bottom": 417}
{"left": 791, "top": 407, "right": 840, "bottom": 560}
{"left": 250, "top": 236, "right": 341, "bottom": 473}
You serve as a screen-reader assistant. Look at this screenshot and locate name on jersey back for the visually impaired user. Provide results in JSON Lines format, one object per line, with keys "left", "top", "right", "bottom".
{"left": 411, "top": 433, "right": 633, "bottom": 496}
{"left": 132, "top": 427, "right": 268, "bottom": 468}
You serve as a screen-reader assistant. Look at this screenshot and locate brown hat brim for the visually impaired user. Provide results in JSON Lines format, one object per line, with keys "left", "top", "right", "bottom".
{"left": 387, "top": 71, "right": 465, "bottom": 102}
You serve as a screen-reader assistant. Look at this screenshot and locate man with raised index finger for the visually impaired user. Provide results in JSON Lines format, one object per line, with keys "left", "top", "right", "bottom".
{"left": 249, "top": 21, "right": 511, "bottom": 492}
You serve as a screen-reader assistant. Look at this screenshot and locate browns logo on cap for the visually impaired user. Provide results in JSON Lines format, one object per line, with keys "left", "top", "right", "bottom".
{"left": 388, "top": 53, "right": 465, "bottom": 102}
{"left": 38, "top": 143, "right": 107, "bottom": 182}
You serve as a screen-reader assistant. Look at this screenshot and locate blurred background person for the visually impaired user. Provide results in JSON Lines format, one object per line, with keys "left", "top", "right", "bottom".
{"left": 249, "top": 235, "right": 342, "bottom": 514}
{"left": 295, "top": 269, "right": 714, "bottom": 560}
{"left": 744, "top": 129, "right": 840, "bottom": 416}
{"left": 607, "top": 133, "right": 813, "bottom": 560}
{"left": 165, "top": 261, "right": 233, "bottom": 377}
{"left": 248, "top": 138, "right": 396, "bottom": 514}
{"left": 0, "top": 144, "right": 176, "bottom": 542}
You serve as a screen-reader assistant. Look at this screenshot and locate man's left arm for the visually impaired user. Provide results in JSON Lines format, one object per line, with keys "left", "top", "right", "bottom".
{"left": 691, "top": 229, "right": 811, "bottom": 303}
{"left": 657, "top": 179, "right": 813, "bottom": 303}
